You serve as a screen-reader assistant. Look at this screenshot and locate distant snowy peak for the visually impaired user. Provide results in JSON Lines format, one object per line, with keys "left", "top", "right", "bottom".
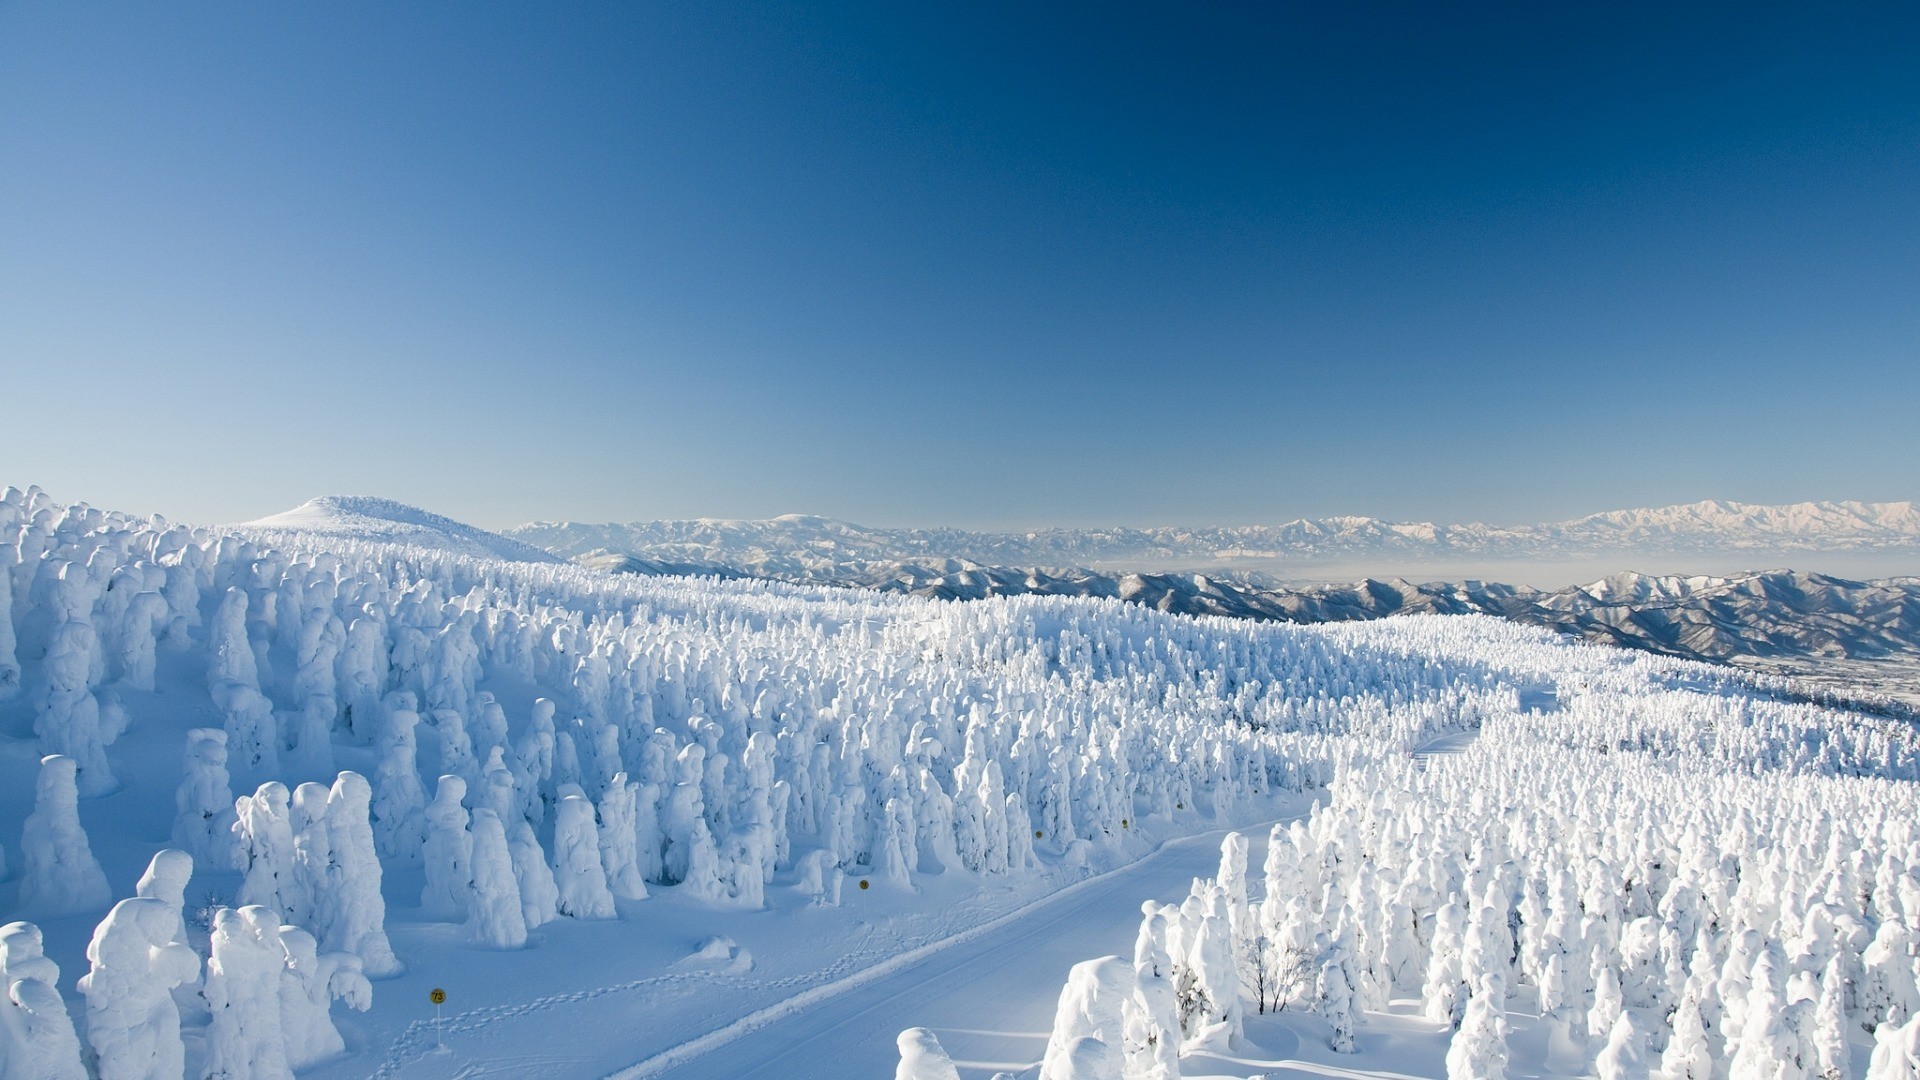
{"left": 236, "top": 495, "right": 559, "bottom": 563}
{"left": 508, "top": 499, "right": 1920, "bottom": 570}
{"left": 1561, "top": 499, "right": 1920, "bottom": 542}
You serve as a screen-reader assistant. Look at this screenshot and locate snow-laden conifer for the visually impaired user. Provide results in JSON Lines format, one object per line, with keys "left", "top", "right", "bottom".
{"left": 78, "top": 897, "right": 200, "bottom": 1080}
{"left": 18, "top": 754, "right": 111, "bottom": 917}
{"left": 0, "top": 920, "right": 87, "bottom": 1080}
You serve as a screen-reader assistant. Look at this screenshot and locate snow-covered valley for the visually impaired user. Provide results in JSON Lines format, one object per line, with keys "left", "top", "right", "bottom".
{"left": 5, "top": 485, "right": 1920, "bottom": 1078}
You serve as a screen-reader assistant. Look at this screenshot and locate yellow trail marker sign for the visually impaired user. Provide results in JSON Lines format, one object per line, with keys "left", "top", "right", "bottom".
{"left": 429, "top": 987, "right": 448, "bottom": 1050}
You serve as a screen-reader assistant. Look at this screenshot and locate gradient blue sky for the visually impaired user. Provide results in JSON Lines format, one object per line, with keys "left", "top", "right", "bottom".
{"left": 2, "top": 3, "right": 1915, "bottom": 529}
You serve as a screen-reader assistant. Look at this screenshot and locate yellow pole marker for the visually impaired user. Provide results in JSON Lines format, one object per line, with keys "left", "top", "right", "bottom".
{"left": 430, "top": 988, "right": 447, "bottom": 1049}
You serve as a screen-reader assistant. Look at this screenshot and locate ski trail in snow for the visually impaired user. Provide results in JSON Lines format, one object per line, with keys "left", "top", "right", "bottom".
{"left": 605, "top": 816, "right": 1297, "bottom": 1079}
{"left": 1408, "top": 725, "right": 1479, "bottom": 771}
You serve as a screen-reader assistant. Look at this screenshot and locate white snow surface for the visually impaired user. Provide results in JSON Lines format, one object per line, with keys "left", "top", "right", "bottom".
{"left": 5, "top": 483, "right": 1920, "bottom": 1079}
{"left": 236, "top": 496, "right": 560, "bottom": 564}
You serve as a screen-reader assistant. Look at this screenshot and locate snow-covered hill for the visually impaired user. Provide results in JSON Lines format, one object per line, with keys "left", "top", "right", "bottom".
{"left": 509, "top": 499, "right": 1920, "bottom": 574}
{"left": 7, "top": 483, "right": 1920, "bottom": 1080}
{"left": 236, "top": 495, "right": 561, "bottom": 564}
{"left": 585, "top": 553, "right": 1920, "bottom": 711}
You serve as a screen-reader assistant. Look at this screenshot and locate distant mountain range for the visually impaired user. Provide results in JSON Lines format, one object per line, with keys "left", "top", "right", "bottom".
{"left": 510, "top": 499, "right": 1920, "bottom": 577}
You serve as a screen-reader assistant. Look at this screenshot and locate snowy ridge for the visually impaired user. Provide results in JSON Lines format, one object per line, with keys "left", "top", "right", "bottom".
{"left": 7, "top": 482, "right": 1920, "bottom": 1080}
{"left": 591, "top": 556, "right": 1920, "bottom": 709}
{"left": 510, "top": 498, "right": 1920, "bottom": 572}
{"left": 235, "top": 495, "right": 560, "bottom": 564}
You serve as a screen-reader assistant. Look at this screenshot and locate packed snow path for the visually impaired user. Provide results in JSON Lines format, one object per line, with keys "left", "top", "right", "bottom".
{"left": 634, "top": 820, "right": 1292, "bottom": 1080}
{"left": 1407, "top": 728, "right": 1479, "bottom": 773}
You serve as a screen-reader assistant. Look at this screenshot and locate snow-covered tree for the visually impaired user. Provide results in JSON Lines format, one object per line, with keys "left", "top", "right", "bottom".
{"left": 597, "top": 773, "right": 649, "bottom": 902}
{"left": 1040, "top": 955, "right": 1132, "bottom": 1080}
{"left": 173, "top": 728, "right": 241, "bottom": 870}
{"left": 36, "top": 589, "right": 119, "bottom": 795}
{"left": 321, "top": 771, "right": 401, "bottom": 977}
{"left": 1868, "top": 1013, "right": 1920, "bottom": 1079}
{"left": 1595, "top": 1009, "right": 1651, "bottom": 1080}
{"left": 467, "top": 808, "right": 529, "bottom": 948}
{"left": 552, "top": 793, "right": 617, "bottom": 919}
{"left": 1317, "top": 932, "right": 1362, "bottom": 1054}
{"left": 1662, "top": 988, "right": 1716, "bottom": 1080}
{"left": 371, "top": 701, "right": 429, "bottom": 865}
{"left": 894, "top": 1026, "right": 962, "bottom": 1080}
{"left": 1126, "top": 903, "right": 1182, "bottom": 1080}
{"left": 0, "top": 920, "right": 87, "bottom": 1080}
{"left": 18, "top": 754, "right": 111, "bottom": 917}
{"left": 278, "top": 926, "right": 371, "bottom": 1070}
{"left": 421, "top": 774, "right": 474, "bottom": 919}
{"left": 509, "top": 820, "right": 561, "bottom": 929}
{"left": 78, "top": 897, "right": 201, "bottom": 1080}
{"left": 204, "top": 906, "right": 293, "bottom": 1080}
{"left": 235, "top": 780, "right": 303, "bottom": 918}
{"left": 1445, "top": 974, "right": 1509, "bottom": 1080}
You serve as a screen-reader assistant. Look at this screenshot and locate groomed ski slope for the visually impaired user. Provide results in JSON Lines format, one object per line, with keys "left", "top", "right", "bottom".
{"left": 624, "top": 820, "right": 1302, "bottom": 1080}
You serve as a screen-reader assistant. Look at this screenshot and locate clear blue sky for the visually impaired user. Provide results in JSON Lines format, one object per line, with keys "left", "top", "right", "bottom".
{"left": 2, "top": 3, "right": 1915, "bottom": 529}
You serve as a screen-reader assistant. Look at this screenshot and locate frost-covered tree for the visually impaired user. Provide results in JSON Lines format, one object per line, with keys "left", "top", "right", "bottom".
{"left": 1861, "top": 919, "right": 1918, "bottom": 1032}
{"left": 1588, "top": 964, "right": 1624, "bottom": 1042}
{"left": 0, "top": 549, "right": 20, "bottom": 700}
{"left": 235, "top": 780, "right": 304, "bottom": 918}
{"left": 467, "top": 808, "right": 528, "bottom": 949}
{"left": 0, "top": 920, "right": 87, "bottom": 1080}
{"left": 1423, "top": 900, "right": 1469, "bottom": 1029}
{"left": 1868, "top": 1013, "right": 1920, "bottom": 1079}
{"left": 1445, "top": 974, "right": 1509, "bottom": 1080}
{"left": 207, "top": 586, "right": 258, "bottom": 692}
{"left": 1662, "top": 988, "right": 1716, "bottom": 1080}
{"left": 18, "top": 754, "right": 112, "bottom": 917}
{"left": 509, "top": 820, "right": 561, "bottom": 930}
{"left": 1126, "top": 903, "right": 1182, "bottom": 1080}
{"left": 371, "top": 702, "right": 429, "bottom": 865}
{"left": 1039, "top": 955, "right": 1131, "bottom": 1080}
{"left": 597, "top": 774, "right": 649, "bottom": 902}
{"left": 1810, "top": 955, "right": 1850, "bottom": 1080}
{"left": 204, "top": 906, "right": 292, "bottom": 1080}
{"left": 278, "top": 926, "right": 371, "bottom": 1070}
{"left": 218, "top": 684, "right": 279, "bottom": 775}
{"left": 421, "top": 774, "right": 475, "bottom": 919}
{"left": 173, "top": 728, "right": 241, "bottom": 870}
{"left": 1596, "top": 1009, "right": 1651, "bottom": 1080}
{"left": 552, "top": 793, "right": 616, "bottom": 919}
{"left": 1317, "top": 932, "right": 1362, "bottom": 1054}
{"left": 285, "top": 781, "right": 333, "bottom": 932}
{"left": 429, "top": 707, "right": 479, "bottom": 792}
{"left": 133, "top": 849, "right": 194, "bottom": 952}
{"left": 79, "top": 897, "right": 201, "bottom": 1080}
{"left": 895, "top": 1026, "right": 962, "bottom": 1080}
{"left": 321, "top": 771, "right": 400, "bottom": 977}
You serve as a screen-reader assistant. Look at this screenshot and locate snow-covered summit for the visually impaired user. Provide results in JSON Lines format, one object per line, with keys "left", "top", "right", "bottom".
{"left": 236, "top": 495, "right": 559, "bottom": 564}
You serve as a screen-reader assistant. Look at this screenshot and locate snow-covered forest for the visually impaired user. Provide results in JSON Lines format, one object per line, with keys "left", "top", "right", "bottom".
{"left": 994, "top": 642, "right": 1920, "bottom": 1078}
{"left": 5, "top": 483, "right": 1919, "bottom": 1078}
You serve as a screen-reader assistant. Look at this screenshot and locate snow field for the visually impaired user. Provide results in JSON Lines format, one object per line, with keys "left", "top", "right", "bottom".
{"left": 0, "top": 484, "right": 1457, "bottom": 1077}
{"left": 8, "top": 482, "right": 1910, "bottom": 1078}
